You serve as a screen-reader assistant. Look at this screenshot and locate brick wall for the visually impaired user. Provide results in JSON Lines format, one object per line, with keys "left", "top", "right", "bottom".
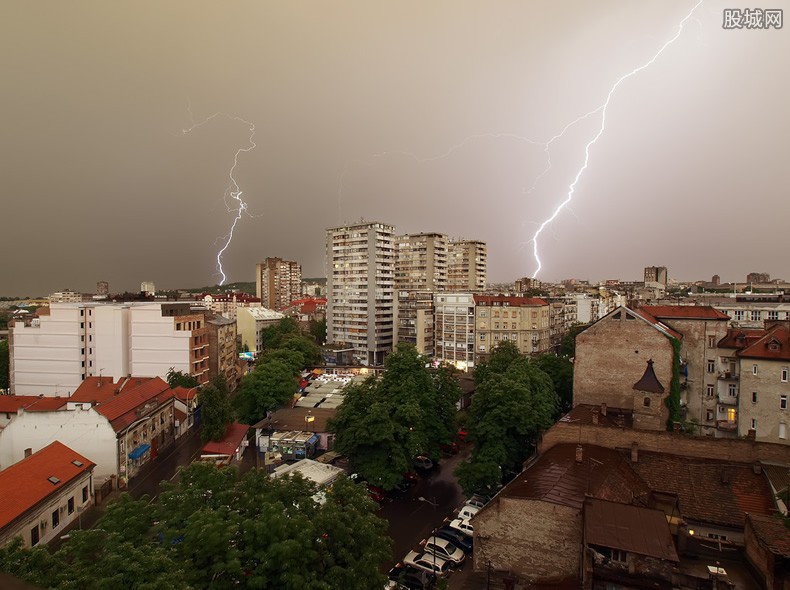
{"left": 540, "top": 420, "right": 790, "bottom": 464}
{"left": 574, "top": 311, "right": 674, "bottom": 412}
{"left": 474, "top": 497, "right": 581, "bottom": 582}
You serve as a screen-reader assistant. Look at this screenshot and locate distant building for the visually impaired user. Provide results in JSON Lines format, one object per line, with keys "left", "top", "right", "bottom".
{"left": 96, "top": 281, "right": 109, "bottom": 296}
{"left": 394, "top": 233, "right": 448, "bottom": 291}
{"left": 474, "top": 295, "right": 551, "bottom": 361}
{"left": 140, "top": 282, "right": 156, "bottom": 296}
{"left": 514, "top": 277, "right": 541, "bottom": 292}
{"left": 747, "top": 272, "right": 771, "bottom": 284}
{"left": 447, "top": 240, "right": 487, "bottom": 292}
{"left": 396, "top": 291, "right": 435, "bottom": 357}
{"left": 643, "top": 266, "right": 668, "bottom": 289}
{"left": 0, "top": 442, "right": 95, "bottom": 549}
{"left": 255, "top": 257, "right": 302, "bottom": 310}
{"left": 326, "top": 221, "right": 395, "bottom": 366}
{"left": 434, "top": 293, "right": 476, "bottom": 370}
{"left": 711, "top": 274, "right": 721, "bottom": 286}
{"left": 206, "top": 315, "right": 238, "bottom": 391}
{"left": 48, "top": 289, "right": 84, "bottom": 304}
{"left": 201, "top": 292, "right": 261, "bottom": 320}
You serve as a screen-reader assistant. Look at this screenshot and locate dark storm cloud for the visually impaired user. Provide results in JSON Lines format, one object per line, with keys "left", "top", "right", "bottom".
{"left": 1, "top": 1, "right": 787, "bottom": 296}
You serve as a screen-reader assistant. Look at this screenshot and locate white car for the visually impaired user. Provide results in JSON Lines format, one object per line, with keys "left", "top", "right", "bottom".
{"left": 457, "top": 504, "right": 480, "bottom": 521}
{"left": 447, "top": 517, "right": 474, "bottom": 536}
{"left": 464, "top": 494, "right": 490, "bottom": 509}
{"left": 421, "top": 536, "right": 465, "bottom": 567}
{"left": 403, "top": 550, "right": 451, "bottom": 578}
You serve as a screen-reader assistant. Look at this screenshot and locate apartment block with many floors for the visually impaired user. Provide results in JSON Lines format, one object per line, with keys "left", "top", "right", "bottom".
{"left": 256, "top": 257, "right": 302, "bottom": 310}
{"left": 326, "top": 221, "right": 395, "bottom": 366}
{"left": 434, "top": 293, "right": 476, "bottom": 370}
{"left": 474, "top": 295, "right": 551, "bottom": 362}
{"left": 447, "top": 239, "right": 487, "bottom": 292}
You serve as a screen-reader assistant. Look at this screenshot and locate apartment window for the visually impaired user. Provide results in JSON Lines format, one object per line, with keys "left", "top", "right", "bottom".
{"left": 734, "top": 310, "right": 744, "bottom": 321}
{"left": 512, "top": 333, "right": 518, "bottom": 341}
{"left": 31, "top": 525, "right": 39, "bottom": 547}
{"left": 708, "top": 533, "right": 728, "bottom": 541}
{"left": 768, "top": 311, "right": 779, "bottom": 321}
{"left": 68, "top": 497, "right": 74, "bottom": 515}
{"left": 643, "top": 397, "right": 651, "bottom": 407}
{"left": 753, "top": 364, "right": 758, "bottom": 375}
{"left": 706, "top": 409, "right": 714, "bottom": 421}
{"left": 728, "top": 384, "right": 737, "bottom": 397}
{"left": 752, "top": 392, "right": 758, "bottom": 403}
{"left": 52, "top": 509, "right": 59, "bottom": 529}
{"left": 80, "top": 335, "right": 84, "bottom": 342}
{"left": 82, "top": 486, "right": 89, "bottom": 502}
{"left": 782, "top": 367, "right": 789, "bottom": 382}
{"left": 751, "top": 418, "right": 757, "bottom": 432}
{"left": 751, "top": 311, "right": 761, "bottom": 321}
{"left": 707, "top": 360, "right": 715, "bottom": 373}
{"left": 80, "top": 322, "right": 84, "bottom": 329}
{"left": 479, "top": 310, "right": 486, "bottom": 318}
{"left": 706, "top": 384, "right": 714, "bottom": 397}
{"left": 781, "top": 395, "right": 788, "bottom": 410}
{"left": 494, "top": 323, "right": 499, "bottom": 329}
{"left": 780, "top": 423, "right": 787, "bottom": 439}
{"left": 708, "top": 335, "right": 716, "bottom": 348}
{"left": 80, "top": 310, "right": 84, "bottom": 317}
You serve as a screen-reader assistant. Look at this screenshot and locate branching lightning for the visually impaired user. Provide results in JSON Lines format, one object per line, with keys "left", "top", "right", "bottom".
{"left": 181, "top": 107, "right": 256, "bottom": 285}
{"left": 528, "top": 0, "right": 703, "bottom": 278}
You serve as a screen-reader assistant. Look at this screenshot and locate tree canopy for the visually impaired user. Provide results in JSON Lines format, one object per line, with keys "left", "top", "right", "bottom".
{"left": 0, "top": 463, "right": 391, "bottom": 590}
{"left": 330, "top": 344, "right": 460, "bottom": 490}
{"left": 457, "top": 342, "right": 558, "bottom": 495}
{"left": 531, "top": 353, "right": 574, "bottom": 415}
{"left": 200, "top": 378, "right": 234, "bottom": 443}
{"left": 166, "top": 368, "right": 199, "bottom": 389}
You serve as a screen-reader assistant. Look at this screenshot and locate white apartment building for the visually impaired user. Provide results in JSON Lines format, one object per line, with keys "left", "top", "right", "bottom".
{"left": 9, "top": 302, "right": 209, "bottom": 396}
{"left": 326, "top": 221, "right": 395, "bottom": 366}
{"left": 256, "top": 257, "right": 302, "bottom": 310}
{"left": 434, "top": 293, "right": 476, "bottom": 371}
{"left": 447, "top": 240, "right": 487, "bottom": 292}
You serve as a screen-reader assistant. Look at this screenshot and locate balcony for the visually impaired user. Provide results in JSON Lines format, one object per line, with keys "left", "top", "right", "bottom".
{"left": 716, "top": 420, "right": 738, "bottom": 432}
{"left": 717, "top": 371, "right": 739, "bottom": 381}
{"left": 717, "top": 392, "right": 738, "bottom": 406}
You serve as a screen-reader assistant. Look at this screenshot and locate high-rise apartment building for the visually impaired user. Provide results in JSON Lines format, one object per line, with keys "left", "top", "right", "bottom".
{"left": 255, "top": 257, "right": 302, "bottom": 310}
{"left": 393, "top": 233, "right": 447, "bottom": 357}
{"left": 326, "top": 221, "right": 395, "bottom": 366}
{"left": 448, "top": 240, "right": 487, "bottom": 292}
{"left": 434, "top": 293, "right": 476, "bottom": 370}
{"left": 643, "top": 266, "right": 667, "bottom": 288}
{"left": 395, "top": 233, "right": 448, "bottom": 291}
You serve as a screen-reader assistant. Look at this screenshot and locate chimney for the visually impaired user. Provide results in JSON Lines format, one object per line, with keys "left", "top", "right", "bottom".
{"left": 24, "top": 448, "right": 33, "bottom": 458}
{"left": 630, "top": 442, "right": 638, "bottom": 463}
{"left": 746, "top": 429, "right": 756, "bottom": 441}
{"left": 752, "top": 463, "right": 762, "bottom": 475}
{"left": 575, "top": 444, "right": 583, "bottom": 463}
{"left": 600, "top": 403, "right": 607, "bottom": 416}
{"left": 592, "top": 412, "right": 599, "bottom": 425}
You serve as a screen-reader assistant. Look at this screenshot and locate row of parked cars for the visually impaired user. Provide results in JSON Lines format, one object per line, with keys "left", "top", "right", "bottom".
{"left": 386, "top": 493, "right": 491, "bottom": 589}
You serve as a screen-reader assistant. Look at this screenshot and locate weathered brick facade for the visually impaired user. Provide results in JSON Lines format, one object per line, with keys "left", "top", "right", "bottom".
{"left": 573, "top": 308, "right": 675, "bottom": 420}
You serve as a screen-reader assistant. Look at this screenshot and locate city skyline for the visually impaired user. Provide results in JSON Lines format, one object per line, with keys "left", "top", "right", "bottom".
{"left": 2, "top": 1, "right": 787, "bottom": 296}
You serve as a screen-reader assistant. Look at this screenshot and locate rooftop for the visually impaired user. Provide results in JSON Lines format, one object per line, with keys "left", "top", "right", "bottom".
{"left": 738, "top": 324, "right": 790, "bottom": 361}
{"left": 0, "top": 395, "right": 67, "bottom": 413}
{"left": 584, "top": 497, "right": 679, "bottom": 562}
{"left": 0, "top": 441, "right": 95, "bottom": 531}
{"left": 641, "top": 305, "right": 730, "bottom": 321}
{"left": 747, "top": 513, "right": 790, "bottom": 558}
{"left": 201, "top": 423, "right": 249, "bottom": 456}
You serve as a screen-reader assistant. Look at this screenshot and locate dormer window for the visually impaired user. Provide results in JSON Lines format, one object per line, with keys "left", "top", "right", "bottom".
{"left": 768, "top": 340, "right": 781, "bottom": 352}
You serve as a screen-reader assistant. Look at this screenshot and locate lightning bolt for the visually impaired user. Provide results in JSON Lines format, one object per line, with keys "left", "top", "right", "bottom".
{"left": 181, "top": 107, "right": 257, "bottom": 285}
{"left": 529, "top": 0, "right": 703, "bottom": 278}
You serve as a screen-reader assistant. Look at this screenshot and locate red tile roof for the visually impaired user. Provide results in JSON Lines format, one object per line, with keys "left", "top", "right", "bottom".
{"left": 717, "top": 328, "right": 766, "bottom": 351}
{"left": 474, "top": 295, "right": 548, "bottom": 306}
{"left": 738, "top": 325, "right": 790, "bottom": 361}
{"left": 70, "top": 376, "right": 155, "bottom": 404}
{"left": 89, "top": 377, "right": 172, "bottom": 433}
{"left": 0, "top": 441, "right": 95, "bottom": 531}
{"left": 201, "top": 423, "right": 249, "bottom": 456}
{"left": 641, "top": 305, "right": 730, "bottom": 321}
{"left": 627, "top": 307, "right": 683, "bottom": 341}
{"left": 170, "top": 386, "right": 197, "bottom": 403}
{"left": 0, "top": 396, "right": 67, "bottom": 413}
{"left": 627, "top": 452, "right": 776, "bottom": 528}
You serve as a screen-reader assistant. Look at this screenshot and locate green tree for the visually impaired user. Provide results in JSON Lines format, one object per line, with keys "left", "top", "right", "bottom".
{"left": 559, "top": 323, "right": 590, "bottom": 358}
{"left": 200, "top": 382, "right": 235, "bottom": 442}
{"left": 0, "top": 340, "right": 8, "bottom": 390}
{"left": 166, "top": 368, "right": 199, "bottom": 389}
{"left": 261, "top": 317, "right": 301, "bottom": 350}
{"left": 331, "top": 344, "right": 459, "bottom": 489}
{"left": 235, "top": 359, "right": 298, "bottom": 425}
{"left": 473, "top": 340, "right": 521, "bottom": 385}
{"left": 457, "top": 354, "right": 558, "bottom": 495}
{"left": 531, "top": 353, "right": 574, "bottom": 415}
{"left": 309, "top": 319, "right": 327, "bottom": 345}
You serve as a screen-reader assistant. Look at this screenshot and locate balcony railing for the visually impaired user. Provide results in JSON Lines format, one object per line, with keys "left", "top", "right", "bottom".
{"left": 716, "top": 420, "right": 738, "bottom": 431}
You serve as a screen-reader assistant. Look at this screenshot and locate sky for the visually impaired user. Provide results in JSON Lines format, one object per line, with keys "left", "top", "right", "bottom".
{"left": 1, "top": 1, "right": 787, "bottom": 296}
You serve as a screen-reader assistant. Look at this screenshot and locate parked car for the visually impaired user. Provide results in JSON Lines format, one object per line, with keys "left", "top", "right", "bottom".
{"left": 387, "top": 563, "right": 435, "bottom": 589}
{"left": 367, "top": 483, "right": 386, "bottom": 503}
{"left": 413, "top": 455, "right": 434, "bottom": 471}
{"left": 404, "top": 550, "right": 451, "bottom": 578}
{"left": 464, "top": 494, "right": 491, "bottom": 509}
{"left": 421, "top": 536, "right": 465, "bottom": 567}
{"left": 457, "top": 505, "right": 480, "bottom": 521}
{"left": 456, "top": 428, "right": 468, "bottom": 442}
{"left": 439, "top": 442, "right": 458, "bottom": 455}
{"left": 447, "top": 517, "right": 474, "bottom": 536}
{"left": 433, "top": 526, "right": 473, "bottom": 553}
